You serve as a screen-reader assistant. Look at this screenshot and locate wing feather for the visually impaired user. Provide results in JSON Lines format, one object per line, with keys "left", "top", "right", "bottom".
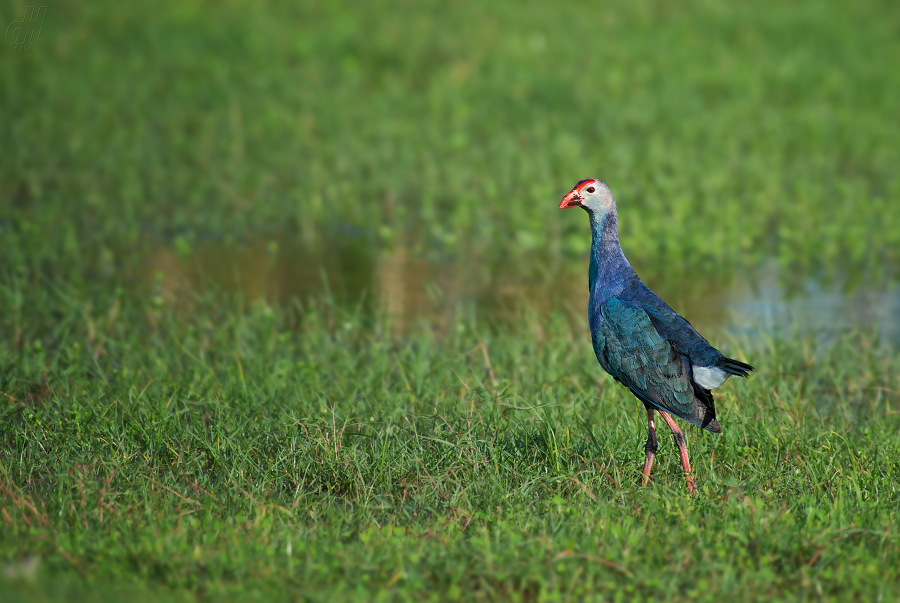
{"left": 593, "top": 298, "right": 720, "bottom": 432}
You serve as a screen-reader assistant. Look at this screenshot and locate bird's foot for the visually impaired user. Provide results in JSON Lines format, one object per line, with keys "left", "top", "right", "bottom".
{"left": 685, "top": 474, "right": 697, "bottom": 496}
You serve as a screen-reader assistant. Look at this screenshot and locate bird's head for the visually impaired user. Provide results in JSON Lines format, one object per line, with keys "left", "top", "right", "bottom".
{"left": 559, "top": 179, "right": 615, "bottom": 214}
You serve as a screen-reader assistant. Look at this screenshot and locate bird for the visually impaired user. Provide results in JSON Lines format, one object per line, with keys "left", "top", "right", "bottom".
{"left": 559, "top": 178, "right": 753, "bottom": 494}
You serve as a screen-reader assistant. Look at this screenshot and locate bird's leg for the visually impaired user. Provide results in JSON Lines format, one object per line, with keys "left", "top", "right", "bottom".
{"left": 658, "top": 411, "right": 696, "bottom": 494}
{"left": 641, "top": 408, "right": 658, "bottom": 485}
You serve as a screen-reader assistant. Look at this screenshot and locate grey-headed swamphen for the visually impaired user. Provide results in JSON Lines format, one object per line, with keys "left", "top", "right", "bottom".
{"left": 560, "top": 178, "right": 753, "bottom": 494}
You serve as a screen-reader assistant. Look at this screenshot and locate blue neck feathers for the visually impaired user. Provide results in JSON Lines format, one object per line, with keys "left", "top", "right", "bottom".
{"left": 587, "top": 208, "right": 634, "bottom": 297}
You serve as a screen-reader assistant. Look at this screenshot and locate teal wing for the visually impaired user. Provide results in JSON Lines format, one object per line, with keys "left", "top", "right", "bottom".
{"left": 594, "top": 298, "right": 720, "bottom": 432}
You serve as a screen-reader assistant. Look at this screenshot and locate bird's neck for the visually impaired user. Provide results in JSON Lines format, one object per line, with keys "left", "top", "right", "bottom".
{"left": 588, "top": 209, "right": 633, "bottom": 294}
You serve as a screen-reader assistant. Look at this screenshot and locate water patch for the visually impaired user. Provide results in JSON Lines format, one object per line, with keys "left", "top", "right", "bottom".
{"left": 724, "top": 259, "right": 900, "bottom": 344}
{"left": 135, "top": 229, "right": 900, "bottom": 340}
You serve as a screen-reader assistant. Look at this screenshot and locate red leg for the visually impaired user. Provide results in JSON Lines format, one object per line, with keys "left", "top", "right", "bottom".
{"left": 659, "top": 411, "right": 696, "bottom": 495}
{"left": 641, "top": 408, "right": 658, "bottom": 485}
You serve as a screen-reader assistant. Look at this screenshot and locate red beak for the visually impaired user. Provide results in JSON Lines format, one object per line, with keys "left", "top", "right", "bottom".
{"left": 559, "top": 188, "right": 583, "bottom": 209}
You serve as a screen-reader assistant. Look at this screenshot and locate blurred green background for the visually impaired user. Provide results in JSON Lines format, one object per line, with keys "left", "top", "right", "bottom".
{"left": 3, "top": 1, "right": 900, "bottom": 601}
{"left": 3, "top": 0, "right": 898, "bottom": 332}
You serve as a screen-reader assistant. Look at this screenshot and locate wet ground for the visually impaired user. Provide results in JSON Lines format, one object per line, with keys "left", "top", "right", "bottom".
{"left": 137, "top": 228, "right": 900, "bottom": 342}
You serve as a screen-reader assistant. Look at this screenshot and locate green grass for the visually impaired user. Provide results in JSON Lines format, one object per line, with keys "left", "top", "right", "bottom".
{"left": 2, "top": 0, "right": 899, "bottom": 279}
{"left": 2, "top": 0, "right": 900, "bottom": 600}
{"left": 2, "top": 296, "right": 899, "bottom": 601}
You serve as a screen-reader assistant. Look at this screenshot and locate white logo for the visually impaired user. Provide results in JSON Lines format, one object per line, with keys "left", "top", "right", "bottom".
{"left": 6, "top": 6, "right": 47, "bottom": 51}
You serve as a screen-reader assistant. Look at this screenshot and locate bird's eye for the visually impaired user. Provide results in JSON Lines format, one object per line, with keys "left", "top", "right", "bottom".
{"left": 586, "top": 187, "right": 595, "bottom": 193}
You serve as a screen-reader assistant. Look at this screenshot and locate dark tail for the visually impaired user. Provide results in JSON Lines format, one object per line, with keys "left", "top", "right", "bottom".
{"left": 716, "top": 356, "right": 754, "bottom": 377}
{"left": 691, "top": 382, "right": 722, "bottom": 433}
